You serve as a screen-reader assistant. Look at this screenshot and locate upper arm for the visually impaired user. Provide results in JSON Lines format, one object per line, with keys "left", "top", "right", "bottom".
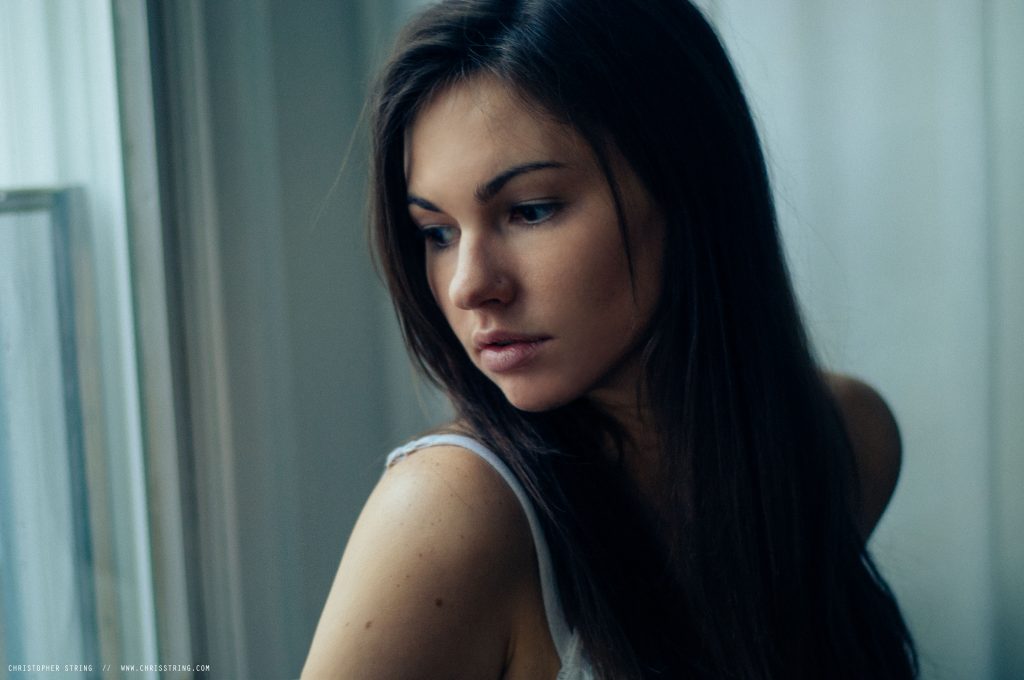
{"left": 301, "top": 446, "right": 533, "bottom": 680}
{"left": 823, "top": 372, "right": 903, "bottom": 538}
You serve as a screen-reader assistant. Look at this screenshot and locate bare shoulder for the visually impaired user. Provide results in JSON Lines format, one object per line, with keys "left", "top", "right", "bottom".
{"left": 301, "top": 445, "right": 535, "bottom": 680}
{"left": 822, "top": 372, "right": 903, "bottom": 537}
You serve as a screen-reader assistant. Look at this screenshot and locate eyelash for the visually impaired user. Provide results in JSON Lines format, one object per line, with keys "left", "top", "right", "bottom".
{"left": 418, "top": 225, "right": 456, "bottom": 249}
{"left": 509, "top": 201, "right": 561, "bottom": 225}
{"left": 416, "top": 201, "right": 562, "bottom": 250}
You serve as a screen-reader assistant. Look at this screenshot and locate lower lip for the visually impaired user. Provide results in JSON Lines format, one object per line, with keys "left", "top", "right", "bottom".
{"left": 479, "top": 339, "right": 549, "bottom": 373}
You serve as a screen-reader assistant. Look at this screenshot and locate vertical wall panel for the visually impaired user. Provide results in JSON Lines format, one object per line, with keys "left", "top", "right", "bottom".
{"left": 987, "top": 1, "right": 1024, "bottom": 678}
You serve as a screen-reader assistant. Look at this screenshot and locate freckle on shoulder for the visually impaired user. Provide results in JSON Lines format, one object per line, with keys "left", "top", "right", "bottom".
{"left": 380, "top": 444, "right": 534, "bottom": 560}
{"left": 301, "top": 442, "right": 535, "bottom": 678}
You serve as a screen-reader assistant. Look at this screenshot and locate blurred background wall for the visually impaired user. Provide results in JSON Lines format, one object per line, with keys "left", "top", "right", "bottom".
{"left": 1, "top": 1, "right": 1020, "bottom": 678}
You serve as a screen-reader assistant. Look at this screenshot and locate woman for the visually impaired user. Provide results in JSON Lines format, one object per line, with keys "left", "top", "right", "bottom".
{"left": 303, "top": 0, "right": 917, "bottom": 677}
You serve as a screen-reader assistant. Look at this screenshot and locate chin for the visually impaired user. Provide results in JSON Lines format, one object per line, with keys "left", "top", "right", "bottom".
{"left": 508, "top": 399, "right": 560, "bottom": 413}
{"left": 498, "top": 382, "right": 578, "bottom": 413}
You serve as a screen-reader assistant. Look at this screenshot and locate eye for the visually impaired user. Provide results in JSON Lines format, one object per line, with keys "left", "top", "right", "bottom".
{"left": 509, "top": 202, "right": 560, "bottom": 225}
{"left": 418, "top": 225, "right": 457, "bottom": 249}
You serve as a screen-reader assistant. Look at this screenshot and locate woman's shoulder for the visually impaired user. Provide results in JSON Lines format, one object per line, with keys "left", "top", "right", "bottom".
{"left": 301, "top": 440, "right": 536, "bottom": 679}
{"left": 381, "top": 438, "right": 531, "bottom": 538}
{"left": 822, "top": 371, "right": 903, "bottom": 537}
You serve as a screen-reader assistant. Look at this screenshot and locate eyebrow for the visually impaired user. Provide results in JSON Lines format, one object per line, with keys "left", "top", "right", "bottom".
{"left": 407, "top": 161, "right": 566, "bottom": 213}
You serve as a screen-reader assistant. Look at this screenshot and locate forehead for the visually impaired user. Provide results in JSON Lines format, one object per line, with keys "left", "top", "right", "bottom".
{"left": 405, "top": 75, "right": 591, "bottom": 191}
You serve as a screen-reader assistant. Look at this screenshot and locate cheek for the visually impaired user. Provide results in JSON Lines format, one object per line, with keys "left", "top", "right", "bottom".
{"left": 425, "top": 255, "right": 447, "bottom": 305}
{"left": 425, "top": 263, "right": 451, "bottom": 319}
{"left": 544, "top": 218, "right": 662, "bottom": 348}
{"left": 425, "top": 268, "right": 441, "bottom": 306}
{"left": 550, "top": 223, "right": 632, "bottom": 310}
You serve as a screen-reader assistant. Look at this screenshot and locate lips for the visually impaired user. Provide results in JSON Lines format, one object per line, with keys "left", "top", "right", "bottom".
{"left": 473, "top": 330, "right": 551, "bottom": 373}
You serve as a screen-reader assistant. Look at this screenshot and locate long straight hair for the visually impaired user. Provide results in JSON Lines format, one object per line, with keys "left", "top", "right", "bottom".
{"left": 370, "top": 1, "right": 917, "bottom": 677}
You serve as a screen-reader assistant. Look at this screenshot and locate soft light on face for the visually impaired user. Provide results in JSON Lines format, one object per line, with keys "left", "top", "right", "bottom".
{"left": 405, "top": 75, "right": 664, "bottom": 413}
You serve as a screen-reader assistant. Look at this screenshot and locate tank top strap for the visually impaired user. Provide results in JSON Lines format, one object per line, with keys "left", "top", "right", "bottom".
{"left": 385, "top": 433, "right": 578, "bottom": 666}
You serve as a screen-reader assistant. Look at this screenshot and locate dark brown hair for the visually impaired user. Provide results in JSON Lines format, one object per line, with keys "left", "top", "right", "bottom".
{"left": 370, "top": 0, "right": 917, "bottom": 677}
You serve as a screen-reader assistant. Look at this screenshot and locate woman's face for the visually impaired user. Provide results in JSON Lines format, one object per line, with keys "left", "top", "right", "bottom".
{"left": 405, "top": 75, "right": 664, "bottom": 413}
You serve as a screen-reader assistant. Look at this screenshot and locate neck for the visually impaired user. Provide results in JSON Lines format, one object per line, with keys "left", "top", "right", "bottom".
{"left": 587, "top": 388, "right": 662, "bottom": 498}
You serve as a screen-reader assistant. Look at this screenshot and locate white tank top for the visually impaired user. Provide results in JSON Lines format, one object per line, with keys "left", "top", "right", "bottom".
{"left": 386, "top": 434, "right": 595, "bottom": 680}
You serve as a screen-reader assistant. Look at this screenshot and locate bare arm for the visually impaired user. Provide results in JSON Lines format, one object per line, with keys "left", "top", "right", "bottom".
{"left": 823, "top": 372, "right": 903, "bottom": 538}
{"left": 301, "top": 446, "right": 534, "bottom": 680}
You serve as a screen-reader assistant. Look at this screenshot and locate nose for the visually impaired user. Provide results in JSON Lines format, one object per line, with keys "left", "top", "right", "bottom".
{"left": 448, "top": 233, "right": 515, "bottom": 310}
